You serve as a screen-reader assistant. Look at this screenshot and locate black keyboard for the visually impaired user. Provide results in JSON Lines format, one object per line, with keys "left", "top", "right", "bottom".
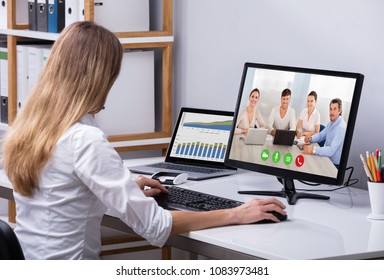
{"left": 154, "top": 185, "right": 243, "bottom": 212}
{"left": 148, "top": 162, "right": 222, "bottom": 174}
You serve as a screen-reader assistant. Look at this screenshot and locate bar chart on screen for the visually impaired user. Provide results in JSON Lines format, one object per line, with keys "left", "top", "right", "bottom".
{"left": 170, "top": 114, "right": 233, "bottom": 162}
{"left": 174, "top": 141, "right": 228, "bottom": 160}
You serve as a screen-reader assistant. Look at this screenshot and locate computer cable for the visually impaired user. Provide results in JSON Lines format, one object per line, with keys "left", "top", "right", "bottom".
{"left": 297, "top": 166, "right": 358, "bottom": 192}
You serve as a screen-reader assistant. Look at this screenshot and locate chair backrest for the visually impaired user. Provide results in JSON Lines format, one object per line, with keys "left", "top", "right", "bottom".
{"left": 0, "top": 219, "right": 25, "bottom": 260}
{"left": 318, "top": 124, "right": 326, "bottom": 147}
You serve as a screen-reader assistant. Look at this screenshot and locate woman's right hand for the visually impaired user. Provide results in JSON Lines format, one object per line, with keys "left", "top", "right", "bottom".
{"left": 241, "top": 128, "right": 249, "bottom": 135}
{"left": 232, "top": 198, "right": 287, "bottom": 224}
{"left": 170, "top": 197, "right": 287, "bottom": 235}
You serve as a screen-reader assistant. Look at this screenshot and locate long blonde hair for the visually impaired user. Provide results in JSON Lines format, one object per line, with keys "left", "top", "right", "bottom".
{"left": 2, "top": 21, "right": 123, "bottom": 196}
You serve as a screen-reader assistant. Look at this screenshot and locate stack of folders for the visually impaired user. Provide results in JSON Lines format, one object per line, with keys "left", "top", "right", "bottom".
{"left": 29, "top": 0, "right": 67, "bottom": 33}
{"left": 27, "top": 0, "right": 150, "bottom": 34}
{"left": 360, "top": 149, "right": 382, "bottom": 182}
{"left": 0, "top": 42, "right": 51, "bottom": 124}
{"left": 16, "top": 44, "right": 51, "bottom": 115}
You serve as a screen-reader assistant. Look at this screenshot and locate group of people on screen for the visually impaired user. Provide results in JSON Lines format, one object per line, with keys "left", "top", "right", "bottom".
{"left": 235, "top": 87, "right": 346, "bottom": 166}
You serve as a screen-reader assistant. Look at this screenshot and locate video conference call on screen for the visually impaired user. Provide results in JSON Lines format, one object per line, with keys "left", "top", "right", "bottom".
{"left": 225, "top": 62, "right": 364, "bottom": 204}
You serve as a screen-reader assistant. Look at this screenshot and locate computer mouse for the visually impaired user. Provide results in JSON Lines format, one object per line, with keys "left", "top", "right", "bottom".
{"left": 269, "top": 211, "right": 288, "bottom": 222}
{"left": 255, "top": 211, "right": 288, "bottom": 224}
{"left": 151, "top": 171, "right": 188, "bottom": 185}
{"left": 172, "top": 173, "right": 188, "bottom": 185}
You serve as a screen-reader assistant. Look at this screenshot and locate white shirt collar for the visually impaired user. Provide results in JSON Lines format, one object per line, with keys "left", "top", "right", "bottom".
{"left": 79, "top": 114, "right": 97, "bottom": 127}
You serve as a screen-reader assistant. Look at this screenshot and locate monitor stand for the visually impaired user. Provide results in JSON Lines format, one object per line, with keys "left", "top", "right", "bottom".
{"left": 238, "top": 177, "right": 330, "bottom": 205}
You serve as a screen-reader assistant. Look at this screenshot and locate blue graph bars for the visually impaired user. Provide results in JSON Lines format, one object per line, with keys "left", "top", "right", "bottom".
{"left": 175, "top": 142, "right": 227, "bottom": 159}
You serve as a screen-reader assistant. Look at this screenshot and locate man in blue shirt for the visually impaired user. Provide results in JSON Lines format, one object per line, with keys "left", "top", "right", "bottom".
{"left": 303, "top": 98, "right": 346, "bottom": 166}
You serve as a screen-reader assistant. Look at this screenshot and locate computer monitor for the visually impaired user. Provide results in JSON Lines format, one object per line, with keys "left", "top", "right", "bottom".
{"left": 225, "top": 62, "right": 364, "bottom": 205}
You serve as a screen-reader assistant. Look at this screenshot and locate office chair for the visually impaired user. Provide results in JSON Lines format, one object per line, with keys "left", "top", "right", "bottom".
{"left": 0, "top": 219, "right": 25, "bottom": 260}
{"left": 319, "top": 124, "right": 326, "bottom": 147}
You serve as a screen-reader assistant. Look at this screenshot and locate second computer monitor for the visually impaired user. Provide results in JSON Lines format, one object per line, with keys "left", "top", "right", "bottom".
{"left": 226, "top": 62, "right": 364, "bottom": 187}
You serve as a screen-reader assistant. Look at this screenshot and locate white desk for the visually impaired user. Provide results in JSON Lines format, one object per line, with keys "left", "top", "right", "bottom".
{"left": 1, "top": 158, "right": 384, "bottom": 259}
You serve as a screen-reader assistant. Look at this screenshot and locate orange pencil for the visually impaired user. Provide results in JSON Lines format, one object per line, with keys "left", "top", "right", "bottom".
{"left": 373, "top": 152, "right": 382, "bottom": 182}
{"left": 368, "top": 152, "right": 377, "bottom": 182}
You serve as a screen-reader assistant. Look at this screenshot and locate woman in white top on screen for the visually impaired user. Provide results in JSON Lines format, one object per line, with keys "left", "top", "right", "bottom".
{"left": 296, "top": 91, "right": 321, "bottom": 139}
{"left": 235, "top": 88, "right": 266, "bottom": 135}
{"left": 1, "top": 22, "right": 286, "bottom": 260}
{"left": 267, "top": 88, "right": 296, "bottom": 136}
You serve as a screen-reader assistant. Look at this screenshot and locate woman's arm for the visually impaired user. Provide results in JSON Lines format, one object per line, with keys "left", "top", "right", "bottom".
{"left": 296, "top": 119, "right": 303, "bottom": 137}
{"left": 170, "top": 198, "right": 286, "bottom": 235}
{"left": 255, "top": 109, "right": 266, "bottom": 128}
{"left": 235, "top": 108, "right": 248, "bottom": 134}
{"left": 134, "top": 168, "right": 287, "bottom": 236}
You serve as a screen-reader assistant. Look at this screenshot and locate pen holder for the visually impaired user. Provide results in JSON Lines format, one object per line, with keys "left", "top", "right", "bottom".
{"left": 367, "top": 181, "right": 384, "bottom": 220}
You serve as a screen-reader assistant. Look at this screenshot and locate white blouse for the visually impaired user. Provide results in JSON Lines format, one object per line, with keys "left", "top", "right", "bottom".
{"left": 299, "top": 107, "right": 320, "bottom": 133}
{"left": 235, "top": 107, "right": 266, "bottom": 134}
{"left": 14, "top": 115, "right": 172, "bottom": 259}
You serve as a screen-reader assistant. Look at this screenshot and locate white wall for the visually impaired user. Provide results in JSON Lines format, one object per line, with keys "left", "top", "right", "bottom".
{"left": 173, "top": 0, "right": 384, "bottom": 188}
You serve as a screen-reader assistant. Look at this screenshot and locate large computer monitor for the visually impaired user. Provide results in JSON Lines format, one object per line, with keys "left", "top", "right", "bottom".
{"left": 225, "top": 62, "right": 364, "bottom": 205}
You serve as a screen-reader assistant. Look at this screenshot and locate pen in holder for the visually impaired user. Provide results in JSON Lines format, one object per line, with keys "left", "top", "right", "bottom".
{"left": 367, "top": 181, "right": 384, "bottom": 220}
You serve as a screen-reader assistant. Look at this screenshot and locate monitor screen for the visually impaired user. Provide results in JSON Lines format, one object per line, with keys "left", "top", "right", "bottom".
{"left": 225, "top": 62, "right": 364, "bottom": 204}
{"left": 168, "top": 109, "right": 234, "bottom": 164}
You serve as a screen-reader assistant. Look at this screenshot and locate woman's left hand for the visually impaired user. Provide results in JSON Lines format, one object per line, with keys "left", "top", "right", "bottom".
{"left": 135, "top": 175, "right": 169, "bottom": 197}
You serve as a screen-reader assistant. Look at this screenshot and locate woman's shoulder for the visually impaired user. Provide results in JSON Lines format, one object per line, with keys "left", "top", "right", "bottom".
{"left": 62, "top": 117, "right": 107, "bottom": 146}
{"left": 73, "top": 121, "right": 106, "bottom": 141}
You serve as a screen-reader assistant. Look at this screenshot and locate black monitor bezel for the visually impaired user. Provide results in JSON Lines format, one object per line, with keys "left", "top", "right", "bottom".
{"left": 225, "top": 62, "right": 364, "bottom": 186}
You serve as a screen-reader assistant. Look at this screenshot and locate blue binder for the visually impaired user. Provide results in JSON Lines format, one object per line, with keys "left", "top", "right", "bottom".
{"left": 48, "top": 0, "right": 65, "bottom": 33}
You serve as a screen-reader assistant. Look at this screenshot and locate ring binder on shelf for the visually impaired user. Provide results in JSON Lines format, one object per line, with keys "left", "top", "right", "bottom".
{"left": 48, "top": 0, "right": 65, "bottom": 33}
{"left": 65, "top": 0, "right": 79, "bottom": 27}
{"left": 28, "top": 0, "right": 37, "bottom": 31}
{"left": 37, "top": 0, "right": 48, "bottom": 32}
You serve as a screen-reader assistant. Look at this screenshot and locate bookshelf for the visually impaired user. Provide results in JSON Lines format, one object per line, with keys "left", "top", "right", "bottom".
{"left": 1, "top": 0, "right": 173, "bottom": 152}
{"left": 0, "top": 0, "right": 173, "bottom": 223}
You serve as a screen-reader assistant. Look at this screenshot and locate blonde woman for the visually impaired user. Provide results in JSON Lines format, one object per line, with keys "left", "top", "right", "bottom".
{"left": 2, "top": 22, "right": 286, "bottom": 259}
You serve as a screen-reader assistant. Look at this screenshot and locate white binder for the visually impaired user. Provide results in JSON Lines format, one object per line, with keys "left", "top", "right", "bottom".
{"left": 65, "top": 0, "right": 79, "bottom": 27}
{"left": 16, "top": 45, "right": 50, "bottom": 112}
{"left": 0, "top": 47, "right": 8, "bottom": 123}
{"left": 17, "top": 45, "right": 29, "bottom": 112}
{"left": 0, "top": 47, "right": 8, "bottom": 97}
{"left": 78, "top": 0, "right": 84, "bottom": 21}
{"left": 42, "top": 47, "right": 50, "bottom": 64}
{"left": 27, "top": 45, "right": 47, "bottom": 93}
{"left": 0, "top": 0, "right": 8, "bottom": 29}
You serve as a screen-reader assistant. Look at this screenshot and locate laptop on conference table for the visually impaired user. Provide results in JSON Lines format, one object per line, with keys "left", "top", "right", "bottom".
{"left": 242, "top": 128, "right": 268, "bottom": 145}
{"left": 129, "top": 107, "right": 237, "bottom": 180}
{"left": 273, "top": 129, "right": 296, "bottom": 146}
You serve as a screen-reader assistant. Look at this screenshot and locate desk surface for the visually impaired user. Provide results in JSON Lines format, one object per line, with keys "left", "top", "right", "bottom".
{"left": 1, "top": 157, "right": 383, "bottom": 260}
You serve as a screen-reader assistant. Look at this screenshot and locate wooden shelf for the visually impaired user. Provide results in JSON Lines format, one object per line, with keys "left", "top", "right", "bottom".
{"left": 1, "top": 0, "right": 173, "bottom": 151}
{"left": 0, "top": 28, "right": 174, "bottom": 44}
{"left": 1, "top": 0, "right": 173, "bottom": 224}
